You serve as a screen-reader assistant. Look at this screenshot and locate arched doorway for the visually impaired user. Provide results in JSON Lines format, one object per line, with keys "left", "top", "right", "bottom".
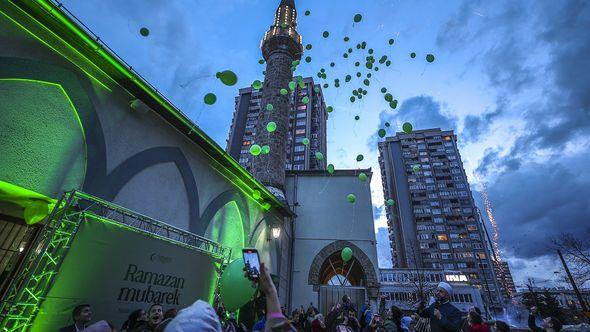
{"left": 308, "top": 241, "right": 380, "bottom": 314}
{"left": 319, "top": 251, "right": 366, "bottom": 287}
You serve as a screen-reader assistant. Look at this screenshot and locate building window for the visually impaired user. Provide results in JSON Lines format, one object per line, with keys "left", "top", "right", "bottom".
{"left": 437, "top": 234, "right": 448, "bottom": 241}
{"left": 439, "top": 243, "right": 450, "bottom": 250}
{"left": 295, "top": 129, "right": 306, "bottom": 135}
{"left": 296, "top": 112, "right": 306, "bottom": 118}
{"left": 293, "top": 164, "right": 304, "bottom": 170}
{"left": 443, "top": 263, "right": 455, "bottom": 269}
{"left": 428, "top": 193, "right": 438, "bottom": 199}
{"left": 294, "top": 145, "right": 305, "bottom": 152}
{"left": 476, "top": 252, "right": 486, "bottom": 259}
{"left": 293, "top": 155, "right": 305, "bottom": 161}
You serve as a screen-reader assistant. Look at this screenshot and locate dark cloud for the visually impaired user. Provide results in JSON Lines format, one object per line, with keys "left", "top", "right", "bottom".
{"left": 376, "top": 227, "right": 393, "bottom": 268}
{"left": 475, "top": 156, "right": 590, "bottom": 259}
{"left": 368, "top": 95, "right": 457, "bottom": 150}
{"left": 442, "top": 0, "right": 590, "bottom": 282}
{"left": 461, "top": 97, "right": 506, "bottom": 143}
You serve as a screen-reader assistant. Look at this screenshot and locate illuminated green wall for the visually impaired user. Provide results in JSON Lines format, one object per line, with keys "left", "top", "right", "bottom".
{"left": 0, "top": 79, "right": 86, "bottom": 198}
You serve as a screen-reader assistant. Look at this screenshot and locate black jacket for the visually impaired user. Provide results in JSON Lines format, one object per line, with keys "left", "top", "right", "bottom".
{"left": 418, "top": 301, "right": 463, "bottom": 332}
{"left": 58, "top": 325, "right": 77, "bottom": 332}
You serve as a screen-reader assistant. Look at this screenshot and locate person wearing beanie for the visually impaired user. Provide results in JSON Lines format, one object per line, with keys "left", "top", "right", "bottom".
{"left": 417, "top": 282, "right": 463, "bottom": 332}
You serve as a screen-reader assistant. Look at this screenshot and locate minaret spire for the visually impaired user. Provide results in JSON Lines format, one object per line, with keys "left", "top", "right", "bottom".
{"left": 250, "top": 0, "right": 303, "bottom": 199}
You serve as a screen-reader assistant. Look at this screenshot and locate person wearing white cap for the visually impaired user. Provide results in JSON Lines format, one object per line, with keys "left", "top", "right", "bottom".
{"left": 417, "top": 282, "right": 463, "bottom": 332}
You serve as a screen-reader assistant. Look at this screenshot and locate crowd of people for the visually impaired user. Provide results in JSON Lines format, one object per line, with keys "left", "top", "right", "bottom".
{"left": 59, "top": 271, "right": 573, "bottom": 332}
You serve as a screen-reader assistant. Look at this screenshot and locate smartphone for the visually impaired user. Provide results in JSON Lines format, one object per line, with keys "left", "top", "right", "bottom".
{"left": 242, "top": 248, "right": 261, "bottom": 280}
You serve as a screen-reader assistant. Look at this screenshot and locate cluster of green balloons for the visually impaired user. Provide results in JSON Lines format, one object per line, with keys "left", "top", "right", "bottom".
{"left": 139, "top": 27, "right": 150, "bottom": 37}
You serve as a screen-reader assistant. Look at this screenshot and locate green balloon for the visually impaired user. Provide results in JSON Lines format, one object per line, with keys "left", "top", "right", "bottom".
{"left": 363, "top": 79, "right": 370, "bottom": 86}
{"left": 412, "top": 164, "right": 421, "bottom": 173}
{"left": 289, "top": 81, "right": 297, "bottom": 91}
{"left": 24, "top": 200, "right": 50, "bottom": 225}
{"left": 139, "top": 27, "right": 150, "bottom": 37}
{"left": 356, "top": 72, "right": 362, "bottom": 77}
{"left": 323, "top": 31, "right": 329, "bottom": 38}
{"left": 368, "top": 48, "right": 374, "bottom": 54}
{"left": 353, "top": 90, "right": 359, "bottom": 96}
{"left": 330, "top": 62, "right": 335, "bottom": 67}
{"left": 261, "top": 145, "right": 270, "bottom": 154}
{"left": 302, "top": 138, "right": 310, "bottom": 145}
{"left": 386, "top": 60, "right": 391, "bottom": 66}
{"left": 327, "top": 106, "right": 334, "bottom": 113}
{"left": 386, "top": 199, "right": 395, "bottom": 206}
{"left": 345, "top": 75, "right": 352, "bottom": 82}
{"left": 388, "top": 38, "right": 394, "bottom": 45}
{"left": 305, "top": 56, "right": 312, "bottom": 63}
{"left": 266, "top": 103, "right": 274, "bottom": 111}
{"left": 204, "top": 93, "right": 217, "bottom": 105}
{"left": 258, "top": 59, "right": 265, "bottom": 64}
{"left": 219, "top": 259, "right": 257, "bottom": 311}
{"left": 302, "top": 96, "right": 310, "bottom": 104}
{"left": 314, "top": 86, "right": 320, "bottom": 93}
{"left": 280, "top": 22, "right": 288, "bottom": 28}
{"left": 389, "top": 100, "right": 398, "bottom": 109}
{"left": 385, "top": 122, "right": 391, "bottom": 127}
{"left": 350, "top": 96, "right": 356, "bottom": 103}
{"left": 354, "top": 115, "right": 360, "bottom": 120}
{"left": 381, "top": 87, "right": 387, "bottom": 93}
{"left": 315, "top": 152, "right": 324, "bottom": 160}
{"left": 306, "top": 44, "right": 313, "bottom": 50}
{"left": 292, "top": 60, "right": 300, "bottom": 67}
{"left": 267, "top": 121, "right": 277, "bottom": 133}
{"left": 356, "top": 154, "right": 364, "bottom": 162}
{"left": 341, "top": 247, "right": 353, "bottom": 261}
{"left": 252, "top": 80, "right": 262, "bottom": 90}
{"left": 354, "top": 14, "right": 362, "bottom": 23}
{"left": 280, "top": 88, "right": 288, "bottom": 95}
{"left": 299, "top": 81, "right": 306, "bottom": 89}
{"left": 410, "top": 52, "right": 416, "bottom": 58}
{"left": 250, "top": 144, "right": 262, "bottom": 156}
{"left": 343, "top": 53, "right": 349, "bottom": 58}
{"left": 327, "top": 164, "right": 335, "bottom": 174}
{"left": 216, "top": 70, "right": 238, "bottom": 86}
{"left": 252, "top": 190, "right": 261, "bottom": 200}
{"left": 403, "top": 122, "right": 413, "bottom": 134}
{"left": 426, "top": 54, "right": 435, "bottom": 63}
{"left": 344, "top": 36, "right": 350, "bottom": 42}
{"left": 323, "top": 83, "right": 329, "bottom": 89}
{"left": 355, "top": 61, "right": 360, "bottom": 67}
{"left": 378, "top": 129, "right": 386, "bottom": 138}
{"left": 346, "top": 194, "right": 356, "bottom": 204}
{"left": 384, "top": 93, "right": 393, "bottom": 102}
{"left": 305, "top": 10, "right": 311, "bottom": 16}
{"left": 358, "top": 172, "right": 368, "bottom": 182}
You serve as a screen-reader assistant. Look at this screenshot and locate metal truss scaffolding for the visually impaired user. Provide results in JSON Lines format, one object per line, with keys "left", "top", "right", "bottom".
{"left": 0, "top": 190, "right": 231, "bottom": 331}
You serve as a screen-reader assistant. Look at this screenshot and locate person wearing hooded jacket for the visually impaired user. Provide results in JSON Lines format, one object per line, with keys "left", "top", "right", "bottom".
{"left": 417, "top": 282, "right": 463, "bottom": 332}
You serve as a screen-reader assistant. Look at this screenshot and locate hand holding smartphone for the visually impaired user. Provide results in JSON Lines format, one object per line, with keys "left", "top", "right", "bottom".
{"left": 242, "top": 248, "right": 261, "bottom": 280}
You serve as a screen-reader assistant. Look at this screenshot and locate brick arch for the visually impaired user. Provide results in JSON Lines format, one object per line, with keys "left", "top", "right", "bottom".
{"left": 308, "top": 241, "right": 379, "bottom": 293}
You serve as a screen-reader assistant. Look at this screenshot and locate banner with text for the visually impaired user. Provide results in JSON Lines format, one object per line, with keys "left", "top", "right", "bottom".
{"left": 31, "top": 218, "right": 220, "bottom": 331}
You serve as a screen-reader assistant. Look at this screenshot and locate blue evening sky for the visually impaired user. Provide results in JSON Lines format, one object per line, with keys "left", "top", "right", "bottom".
{"left": 60, "top": 0, "right": 590, "bottom": 289}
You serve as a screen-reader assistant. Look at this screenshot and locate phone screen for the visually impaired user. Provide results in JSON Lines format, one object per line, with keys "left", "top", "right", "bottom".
{"left": 243, "top": 249, "right": 260, "bottom": 280}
